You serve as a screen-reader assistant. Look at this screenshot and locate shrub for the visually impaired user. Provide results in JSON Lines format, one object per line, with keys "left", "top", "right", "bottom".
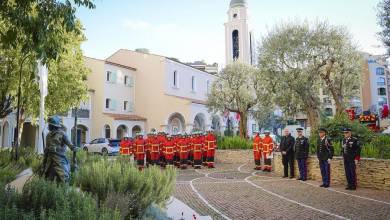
{"left": 360, "top": 142, "right": 381, "bottom": 159}
{"left": 74, "top": 159, "right": 176, "bottom": 218}
{"left": 0, "top": 147, "right": 41, "bottom": 183}
{"left": 0, "top": 178, "right": 121, "bottom": 220}
{"left": 367, "top": 134, "right": 390, "bottom": 159}
{"left": 310, "top": 113, "right": 375, "bottom": 155}
{"left": 217, "top": 136, "right": 252, "bottom": 150}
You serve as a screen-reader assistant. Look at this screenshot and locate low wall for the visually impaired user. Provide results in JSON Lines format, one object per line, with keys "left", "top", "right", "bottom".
{"left": 273, "top": 152, "right": 390, "bottom": 191}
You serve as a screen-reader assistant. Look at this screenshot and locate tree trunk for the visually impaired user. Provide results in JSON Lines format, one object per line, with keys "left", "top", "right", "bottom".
{"left": 239, "top": 112, "right": 248, "bottom": 139}
{"left": 18, "top": 117, "right": 25, "bottom": 146}
{"left": 307, "top": 108, "right": 320, "bottom": 136}
{"left": 329, "top": 89, "right": 344, "bottom": 116}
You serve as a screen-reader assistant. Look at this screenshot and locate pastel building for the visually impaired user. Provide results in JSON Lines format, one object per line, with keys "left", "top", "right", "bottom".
{"left": 57, "top": 49, "right": 225, "bottom": 145}
{"left": 361, "top": 53, "right": 390, "bottom": 113}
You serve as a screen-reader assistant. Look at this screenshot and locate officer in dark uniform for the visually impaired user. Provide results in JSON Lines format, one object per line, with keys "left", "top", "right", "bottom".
{"left": 341, "top": 128, "right": 361, "bottom": 190}
{"left": 317, "top": 128, "right": 334, "bottom": 188}
{"left": 294, "top": 128, "right": 309, "bottom": 181}
{"left": 280, "top": 128, "right": 295, "bottom": 178}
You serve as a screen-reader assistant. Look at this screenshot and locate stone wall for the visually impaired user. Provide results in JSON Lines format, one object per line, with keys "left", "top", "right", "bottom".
{"left": 273, "top": 152, "right": 390, "bottom": 191}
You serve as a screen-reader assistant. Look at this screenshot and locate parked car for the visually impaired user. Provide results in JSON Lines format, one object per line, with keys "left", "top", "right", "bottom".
{"left": 83, "top": 138, "right": 120, "bottom": 155}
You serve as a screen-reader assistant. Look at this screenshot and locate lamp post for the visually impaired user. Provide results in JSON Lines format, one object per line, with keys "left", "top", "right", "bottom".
{"left": 72, "top": 107, "right": 78, "bottom": 172}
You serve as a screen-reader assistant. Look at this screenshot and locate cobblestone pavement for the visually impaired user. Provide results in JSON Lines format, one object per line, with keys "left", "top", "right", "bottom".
{"left": 173, "top": 151, "right": 390, "bottom": 220}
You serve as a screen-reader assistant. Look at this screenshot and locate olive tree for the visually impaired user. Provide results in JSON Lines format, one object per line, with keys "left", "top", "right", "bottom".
{"left": 258, "top": 21, "right": 362, "bottom": 131}
{"left": 207, "top": 62, "right": 260, "bottom": 138}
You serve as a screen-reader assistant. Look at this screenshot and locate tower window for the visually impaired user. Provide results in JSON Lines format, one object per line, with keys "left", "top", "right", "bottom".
{"left": 233, "top": 13, "right": 237, "bottom": 18}
{"left": 232, "top": 30, "right": 239, "bottom": 60}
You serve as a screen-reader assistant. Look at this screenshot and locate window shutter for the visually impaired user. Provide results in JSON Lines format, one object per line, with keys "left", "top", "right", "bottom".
{"left": 111, "top": 71, "right": 117, "bottom": 83}
{"left": 111, "top": 99, "right": 117, "bottom": 110}
{"left": 128, "top": 102, "right": 135, "bottom": 112}
{"left": 128, "top": 76, "right": 134, "bottom": 87}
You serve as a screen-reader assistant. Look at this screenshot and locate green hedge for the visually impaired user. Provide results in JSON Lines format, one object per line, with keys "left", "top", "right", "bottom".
{"left": 74, "top": 158, "right": 176, "bottom": 218}
{"left": 0, "top": 178, "right": 121, "bottom": 220}
{"left": 0, "top": 148, "right": 41, "bottom": 183}
{"left": 217, "top": 136, "right": 252, "bottom": 150}
{"left": 1, "top": 148, "right": 176, "bottom": 219}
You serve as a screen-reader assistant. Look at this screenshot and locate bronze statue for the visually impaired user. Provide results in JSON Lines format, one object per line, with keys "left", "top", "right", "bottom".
{"left": 41, "top": 115, "right": 78, "bottom": 183}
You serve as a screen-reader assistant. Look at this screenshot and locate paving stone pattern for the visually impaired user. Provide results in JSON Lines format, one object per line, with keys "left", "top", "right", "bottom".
{"left": 173, "top": 150, "right": 390, "bottom": 220}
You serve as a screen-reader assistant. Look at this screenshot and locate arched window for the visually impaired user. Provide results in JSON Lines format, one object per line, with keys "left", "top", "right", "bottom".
{"left": 232, "top": 30, "right": 239, "bottom": 60}
{"left": 104, "top": 125, "right": 111, "bottom": 138}
{"left": 377, "top": 77, "right": 386, "bottom": 86}
{"left": 376, "top": 67, "right": 385, "bottom": 75}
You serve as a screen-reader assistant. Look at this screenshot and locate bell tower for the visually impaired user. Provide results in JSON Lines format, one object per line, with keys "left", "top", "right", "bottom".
{"left": 224, "top": 0, "right": 255, "bottom": 65}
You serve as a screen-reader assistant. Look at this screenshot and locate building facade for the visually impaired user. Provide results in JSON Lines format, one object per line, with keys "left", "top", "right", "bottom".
{"left": 59, "top": 49, "right": 225, "bottom": 145}
{"left": 361, "top": 53, "right": 390, "bottom": 113}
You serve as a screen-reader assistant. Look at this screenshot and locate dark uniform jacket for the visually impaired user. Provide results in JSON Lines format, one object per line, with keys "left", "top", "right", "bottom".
{"left": 317, "top": 137, "right": 334, "bottom": 160}
{"left": 280, "top": 134, "right": 295, "bottom": 155}
{"left": 341, "top": 137, "right": 361, "bottom": 161}
{"left": 294, "top": 136, "right": 309, "bottom": 159}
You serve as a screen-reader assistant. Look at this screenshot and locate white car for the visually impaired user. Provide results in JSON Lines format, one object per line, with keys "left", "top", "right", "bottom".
{"left": 83, "top": 138, "right": 121, "bottom": 155}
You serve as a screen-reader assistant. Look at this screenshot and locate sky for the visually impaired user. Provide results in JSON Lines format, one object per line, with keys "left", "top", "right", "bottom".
{"left": 76, "top": 0, "right": 386, "bottom": 67}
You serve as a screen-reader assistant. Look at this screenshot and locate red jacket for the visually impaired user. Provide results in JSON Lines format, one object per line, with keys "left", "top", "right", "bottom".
{"left": 205, "top": 133, "right": 217, "bottom": 151}
{"left": 164, "top": 139, "right": 175, "bottom": 159}
{"left": 134, "top": 137, "right": 145, "bottom": 159}
{"left": 262, "top": 135, "right": 274, "bottom": 153}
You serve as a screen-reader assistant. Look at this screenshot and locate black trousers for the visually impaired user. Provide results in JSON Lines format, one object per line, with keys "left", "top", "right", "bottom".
{"left": 344, "top": 158, "right": 357, "bottom": 188}
{"left": 282, "top": 153, "right": 294, "bottom": 177}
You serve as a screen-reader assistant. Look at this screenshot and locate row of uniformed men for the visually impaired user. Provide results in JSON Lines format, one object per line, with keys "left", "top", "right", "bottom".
{"left": 279, "top": 127, "right": 361, "bottom": 191}
{"left": 119, "top": 130, "right": 217, "bottom": 170}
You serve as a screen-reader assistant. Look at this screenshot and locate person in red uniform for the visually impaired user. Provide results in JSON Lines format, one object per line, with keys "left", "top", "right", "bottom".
{"left": 120, "top": 137, "right": 131, "bottom": 155}
{"left": 134, "top": 132, "right": 145, "bottom": 171}
{"left": 262, "top": 130, "right": 274, "bottom": 172}
{"left": 164, "top": 135, "right": 175, "bottom": 167}
{"left": 252, "top": 131, "right": 262, "bottom": 170}
{"left": 201, "top": 132, "right": 207, "bottom": 166}
{"left": 177, "top": 133, "right": 189, "bottom": 169}
{"left": 205, "top": 130, "right": 217, "bottom": 168}
{"left": 157, "top": 132, "right": 167, "bottom": 167}
{"left": 145, "top": 132, "right": 153, "bottom": 167}
{"left": 188, "top": 132, "right": 195, "bottom": 166}
{"left": 127, "top": 137, "right": 134, "bottom": 157}
{"left": 174, "top": 133, "right": 181, "bottom": 167}
{"left": 149, "top": 131, "right": 160, "bottom": 166}
{"left": 192, "top": 132, "right": 204, "bottom": 169}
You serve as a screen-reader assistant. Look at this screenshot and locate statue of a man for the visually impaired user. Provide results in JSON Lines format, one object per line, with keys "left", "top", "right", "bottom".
{"left": 42, "top": 115, "right": 77, "bottom": 183}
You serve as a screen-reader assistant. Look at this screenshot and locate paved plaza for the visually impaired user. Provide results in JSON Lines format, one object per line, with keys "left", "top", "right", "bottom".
{"left": 174, "top": 151, "right": 390, "bottom": 220}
